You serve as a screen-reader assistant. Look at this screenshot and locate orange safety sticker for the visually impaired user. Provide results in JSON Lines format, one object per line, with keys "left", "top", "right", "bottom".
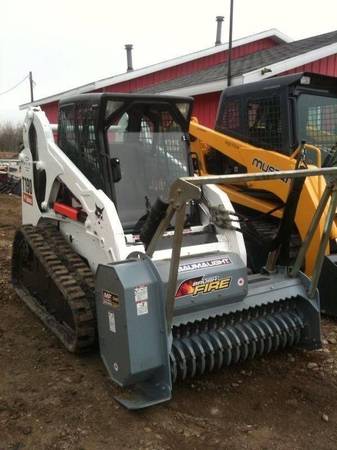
{"left": 23, "top": 192, "right": 33, "bottom": 205}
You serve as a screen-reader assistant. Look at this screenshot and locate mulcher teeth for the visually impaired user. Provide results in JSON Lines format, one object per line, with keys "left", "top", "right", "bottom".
{"left": 170, "top": 302, "right": 304, "bottom": 382}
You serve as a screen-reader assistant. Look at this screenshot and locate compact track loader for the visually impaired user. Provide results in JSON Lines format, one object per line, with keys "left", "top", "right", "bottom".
{"left": 11, "top": 93, "right": 337, "bottom": 409}
{"left": 190, "top": 72, "right": 337, "bottom": 317}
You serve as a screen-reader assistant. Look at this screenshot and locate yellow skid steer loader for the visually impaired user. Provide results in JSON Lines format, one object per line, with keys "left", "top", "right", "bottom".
{"left": 190, "top": 72, "right": 337, "bottom": 317}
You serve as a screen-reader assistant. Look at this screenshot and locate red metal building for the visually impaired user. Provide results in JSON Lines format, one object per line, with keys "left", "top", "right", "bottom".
{"left": 21, "top": 28, "right": 337, "bottom": 128}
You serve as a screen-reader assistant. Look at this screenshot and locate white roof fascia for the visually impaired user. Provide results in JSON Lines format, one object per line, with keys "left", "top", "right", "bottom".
{"left": 20, "top": 83, "right": 96, "bottom": 109}
{"left": 242, "top": 42, "right": 337, "bottom": 84}
{"left": 20, "top": 29, "right": 291, "bottom": 109}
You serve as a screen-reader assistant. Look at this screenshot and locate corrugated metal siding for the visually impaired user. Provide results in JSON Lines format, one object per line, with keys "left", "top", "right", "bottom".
{"left": 104, "top": 37, "right": 277, "bottom": 93}
{"left": 41, "top": 101, "right": 59, "bottom": 124}
{"left": 192, "top": 92, "right": 221, "bottom": 128}
{"left": 281, "top": 54, "right": 337, "bottom": 77}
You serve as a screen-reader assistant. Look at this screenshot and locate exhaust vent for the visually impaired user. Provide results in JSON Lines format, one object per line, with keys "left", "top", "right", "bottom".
{"left": 125, "top": 44, "right": 133, "bottom": 72}
{"left": 215, "top": 16, "right": 224, "bottom": 46}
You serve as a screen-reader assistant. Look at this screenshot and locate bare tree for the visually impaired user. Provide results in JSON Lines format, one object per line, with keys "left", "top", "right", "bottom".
{"left": 0, "top": 122, "right": 23, "bottom": 153}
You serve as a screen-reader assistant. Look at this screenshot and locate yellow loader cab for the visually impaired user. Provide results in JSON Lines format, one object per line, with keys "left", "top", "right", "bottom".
{"left": 214, "top": 72, "right": 337, "bottom": 167}
{"left": 190, "top": 72, "right": 337, "bottom": 316}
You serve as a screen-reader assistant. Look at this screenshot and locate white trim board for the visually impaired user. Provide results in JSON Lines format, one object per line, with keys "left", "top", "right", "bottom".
{"left": 243, "top": 42, "right": 337, "bottom": 84}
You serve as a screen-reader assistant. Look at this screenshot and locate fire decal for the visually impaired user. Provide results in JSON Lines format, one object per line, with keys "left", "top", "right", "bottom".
{"left": 176, "top": 275, "right": 231, "bottom": 298}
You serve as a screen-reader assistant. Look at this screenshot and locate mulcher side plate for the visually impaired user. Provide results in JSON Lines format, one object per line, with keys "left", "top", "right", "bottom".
{"left": 96, "top": 257, "right": 172, "bottom": 409}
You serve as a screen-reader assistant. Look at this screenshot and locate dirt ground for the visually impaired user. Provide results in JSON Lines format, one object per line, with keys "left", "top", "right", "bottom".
{"left": 1, "top": 193, "right": 337, "bottom": 450}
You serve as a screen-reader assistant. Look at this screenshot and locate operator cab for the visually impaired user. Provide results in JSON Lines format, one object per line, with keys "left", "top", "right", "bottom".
{"left": 209, "top": 72, "right": 337, "bottom": 173}
{"left": 57, "top": 93, "right": 205, "bottom": 240}
{"left": 104, "top": 97, "right": 192, "bottom": 232}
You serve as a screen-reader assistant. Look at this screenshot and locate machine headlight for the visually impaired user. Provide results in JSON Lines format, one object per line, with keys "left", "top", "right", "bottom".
{"left": 300, "top": 76, "right": 311, "bottom": 85}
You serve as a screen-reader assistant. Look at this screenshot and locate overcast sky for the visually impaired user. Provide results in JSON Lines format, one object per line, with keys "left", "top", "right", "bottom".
{"left": 1, "top": 0, "right": 337, "bottom": 123}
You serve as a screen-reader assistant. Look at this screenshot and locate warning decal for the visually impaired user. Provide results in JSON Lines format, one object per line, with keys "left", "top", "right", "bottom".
{"left": 108, "top": 311, "right": 116, "bottom": 333}
{"left": 136, "top": 301, "right": 148, "bottom": 316}
{"left": 134, "top": 285, "right": 149, "bottom": 316}
{"left": 22, "top": 177, "right": 33, "bottom": 205}
{"left": 102, "top": 289, "right": 119, "bottom": 308}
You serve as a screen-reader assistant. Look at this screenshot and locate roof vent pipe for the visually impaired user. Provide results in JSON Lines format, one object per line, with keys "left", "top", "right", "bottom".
{"left": 125, "top": 44, "right": 133, "bottom": 72}
{"left": 215, "top": 16, "right": 224, "bottom": 46}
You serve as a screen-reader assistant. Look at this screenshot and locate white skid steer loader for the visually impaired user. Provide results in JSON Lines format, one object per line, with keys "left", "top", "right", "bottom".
{"left": 12, "top": 93, "right": 337, "bottom": 409}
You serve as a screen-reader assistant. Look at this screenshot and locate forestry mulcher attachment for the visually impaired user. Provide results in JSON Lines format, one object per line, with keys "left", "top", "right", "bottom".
{"left": 12, "top": 93, "right": 337, "bottom": 409}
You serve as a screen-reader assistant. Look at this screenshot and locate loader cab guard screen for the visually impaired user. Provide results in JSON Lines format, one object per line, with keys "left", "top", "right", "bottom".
{"left": 216, "top": 89, "right": 290, "bottom": 154}
{"left": 297, "top": 93, "right": 337, "bottom": 165}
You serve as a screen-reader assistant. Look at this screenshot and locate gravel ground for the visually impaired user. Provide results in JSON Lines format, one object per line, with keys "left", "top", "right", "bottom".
{"left": 1, "top": 193, "right": 337, "bottom": 450}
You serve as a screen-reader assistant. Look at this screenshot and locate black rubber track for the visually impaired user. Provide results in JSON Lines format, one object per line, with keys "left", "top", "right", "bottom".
{"left": 12, "top": 224, "right": 96, "bottom": 353}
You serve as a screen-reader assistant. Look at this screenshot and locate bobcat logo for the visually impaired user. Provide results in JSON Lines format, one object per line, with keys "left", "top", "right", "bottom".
{"left": 95, "top": 204, "right": 104, "bottom": 220}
